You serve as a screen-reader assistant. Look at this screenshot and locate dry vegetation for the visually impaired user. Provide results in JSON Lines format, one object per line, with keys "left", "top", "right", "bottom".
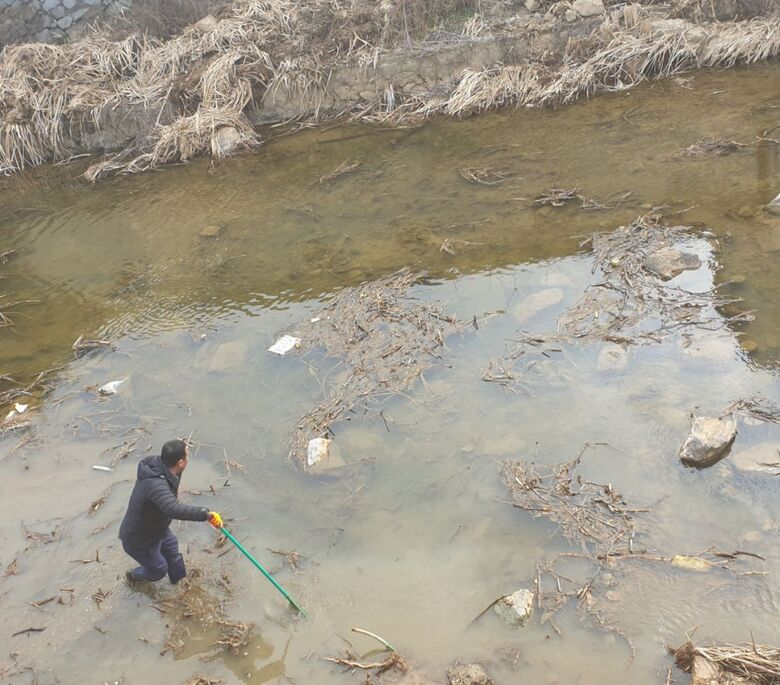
{"left": 0, "top": 0, "right": 777, "bottom": 178}
{"left": 673, "top": 640, "right": 780, "bottom": 684}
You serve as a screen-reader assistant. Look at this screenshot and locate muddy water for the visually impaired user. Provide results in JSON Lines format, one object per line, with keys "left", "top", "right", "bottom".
{"left": 1, "top": 63, "right": 779, "bottom": 685}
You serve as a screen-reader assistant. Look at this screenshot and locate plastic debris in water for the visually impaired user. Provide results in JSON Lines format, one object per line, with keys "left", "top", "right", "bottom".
{"left": 268, "top": 335, "right": 301, "bottom": 356}
{"left": 98, "top": 380, "right": 125, "bottom": 396}
{"left": 5, "top": 402, "right": 29, "bottom": 421}
{"left": 92, "top": 465, "right": 114, "bottom": 472}
{"left": 306, "top": 437, "right": 331, "bottom": 468}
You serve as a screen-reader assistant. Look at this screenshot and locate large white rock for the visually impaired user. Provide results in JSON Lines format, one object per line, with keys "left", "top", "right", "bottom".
{"left": 679, "top": 416, "right": 737, "bottom": 468}
{"left": 572, "top": 0, "right": 605, "bottom": 17}
{"left": 731, "top": 443, "right": 780, "bottom": 475}
{"left": 493, "top": 589, "right": 534, "bottom": 626}
{"left": 513, "top": 288, "right": 563, "bottom": 322}
{"left": 767, "top": 192, "right": 780, "bottom": 215}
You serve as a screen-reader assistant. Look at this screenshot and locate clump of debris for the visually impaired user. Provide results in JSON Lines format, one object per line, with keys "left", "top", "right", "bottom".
{"left": 672, "top": 639, "right": 780, "bottom": 685}
{"left": 288, "top": 269, "right": 462, "bottom": 471}
{"left": 483, "top": 213, "right": 751, "bottom": 393}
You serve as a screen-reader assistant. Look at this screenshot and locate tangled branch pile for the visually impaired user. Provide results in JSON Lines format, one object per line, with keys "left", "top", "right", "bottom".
{"left": 673, "top": 640, "right": 779, "bottom": 685}
{"left": 483, "top": 214, "right": 745, "bottom": 393}
{"left": 558, "top": 214, "right": 747, "bottom": 341}
{"left": 290, "top": 269, "right": 461, "bottom": 469}
{"left": 502, "top": 444, "right": 638, "bottom": 556}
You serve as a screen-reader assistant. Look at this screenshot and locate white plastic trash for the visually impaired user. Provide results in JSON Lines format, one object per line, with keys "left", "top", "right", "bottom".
{"left": 306, "top": 437, "right": 331, "bottom": 468}
{"left": 99, "top": 379, "right": 125, "bottom": 396}
{"left": 268, "top": 335, "right": 300, "bottom": 356}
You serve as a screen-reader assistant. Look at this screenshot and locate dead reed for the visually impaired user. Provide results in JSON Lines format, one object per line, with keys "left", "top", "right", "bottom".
{"left": 673, "top": 640, "right": 780, "bottom": 685}
{"left": 0, "top": 3, "right": 778, "bottom": 178}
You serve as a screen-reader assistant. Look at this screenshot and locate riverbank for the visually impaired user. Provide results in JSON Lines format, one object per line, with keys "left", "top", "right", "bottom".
{"left": 0, "top": 0, "right": 777, "bottom": 179}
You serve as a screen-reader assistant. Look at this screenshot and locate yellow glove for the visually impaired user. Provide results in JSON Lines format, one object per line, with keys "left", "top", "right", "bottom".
{"left": 208, "top": 511, "right": 223, "bottom": 529}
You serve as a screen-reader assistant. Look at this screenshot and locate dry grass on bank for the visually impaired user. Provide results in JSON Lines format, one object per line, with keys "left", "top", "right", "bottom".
{"left": 0, "top": 0, "right": 778, "bottom": 180}
{"left": 386, "top": 16, "right": 780, "bottom": 120}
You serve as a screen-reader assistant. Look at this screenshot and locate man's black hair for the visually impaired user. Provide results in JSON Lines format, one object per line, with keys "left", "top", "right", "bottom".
{"left": 161, "top": 439, "right": 187, "bottom": 467}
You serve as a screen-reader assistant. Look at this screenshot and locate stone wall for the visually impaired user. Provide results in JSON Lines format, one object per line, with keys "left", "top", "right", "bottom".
{"left": 0, "top": 0, "right": 132, "bottom": 46}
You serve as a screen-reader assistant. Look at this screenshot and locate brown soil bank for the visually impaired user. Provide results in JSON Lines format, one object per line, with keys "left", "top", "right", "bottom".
{"left": 0, "top": 0, "right": 777, "bottom": 180}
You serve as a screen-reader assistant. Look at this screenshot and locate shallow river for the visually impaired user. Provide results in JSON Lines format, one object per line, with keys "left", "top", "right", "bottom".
{"left": 1, "top": 63, "right": 779, "bottom": 685}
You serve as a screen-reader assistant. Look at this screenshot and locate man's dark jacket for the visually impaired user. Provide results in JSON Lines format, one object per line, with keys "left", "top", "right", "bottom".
{"left": 119, "top": 455, "right": 208, "bottom": 547}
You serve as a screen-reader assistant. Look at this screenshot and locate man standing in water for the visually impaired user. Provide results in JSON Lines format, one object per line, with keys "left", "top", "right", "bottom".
{"left": 119, "top": 438, "right": 222, "bottom": 584}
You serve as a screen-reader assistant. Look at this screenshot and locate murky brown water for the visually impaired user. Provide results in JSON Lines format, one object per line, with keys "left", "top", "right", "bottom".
{"left": 1, "top": 63, "right": 779, "bottom": 685}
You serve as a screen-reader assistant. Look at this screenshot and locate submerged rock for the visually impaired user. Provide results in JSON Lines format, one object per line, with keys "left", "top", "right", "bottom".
{"left": 731, "top": 443, "right": 780, "bottom": 475}
{"left": 493, "top": 589, "right": 534, "bottom": 626}
{"left": 209, "top": 340, "right": 248, "bottom": 372}
{"left": 447, "top": 663, "right": 493, "bottom": 685}
{"left": 672, "top": 555, "right": 713, "bottom": 572}
{"left": 596, "top": 342, "right": 628, "bottom": 371}
{"left": 513, "top": 288, "right": 563, "bottom": 322}
{"left": 644, "top": 247, "right": 701, "bottom": 280}
{"left": 573, "top": 0, "right": 605, "bottom": 16}
{"left": 199, "top": 224, "right": 224, "bottom": 239}
{"left": 524, "top": 0, "right": 540, "bottom": 10}
{"left": 767, "top": 192, "right": 780, "bottom": 215}
{"left": 679, "top": 416, "right": 737, "bottom": 468}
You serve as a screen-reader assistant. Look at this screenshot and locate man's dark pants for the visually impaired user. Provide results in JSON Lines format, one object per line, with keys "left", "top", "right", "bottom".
{"left": 121, "top": 528, "right": 186, "bottom": 583}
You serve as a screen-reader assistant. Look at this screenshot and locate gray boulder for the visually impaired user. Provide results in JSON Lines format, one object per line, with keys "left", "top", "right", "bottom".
{"left": 680, "top": 416, "right": 737, "bottom": 468}
{"left": 644, "top": 247, "right": 701, "bottom": 280}
{"left": 447, "top": 663, "right": 493, "bottom": 685}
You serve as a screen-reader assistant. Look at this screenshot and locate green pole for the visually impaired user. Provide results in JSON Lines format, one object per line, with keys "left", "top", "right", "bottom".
{"left": 220, "top": 527, "right": 309, "bottom": 618}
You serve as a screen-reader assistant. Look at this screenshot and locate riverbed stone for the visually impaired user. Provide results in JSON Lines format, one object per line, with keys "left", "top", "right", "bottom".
{"left": 731, "top": 443, "right": 780, "bottom": 475}
{"left": 524, "top": 0, "right": 540, "bottom": 10}
{"left": 447, "top": 663, "right": 493, "bottom": 685}
{"left": 644, "top": 247, "right": 701, "bottom": 280}
{"left": 57, "top": 15, "right": 73, "bottom": 29}
{"left": 596, "top": 342, "right": 628, "bottom": 371}
{"left": 493, "top": 589, "right": 534, "bottom": 626}
{"left": 194, "top": 14, "right": 219, "bottom": 32}
{"left": 513, "top": 288, "right": 563, "bottom": 322}
{"left": 679, "top": 415, "right": 737, "bottom": 468}
{"left": 212, "top": 126, "right": 242, "bottom": 155}
{"left": 208, "top": 340, "right": 248, "bottom": 372}
{"left": 691, "top": 655, "right": 754, "bottom": 684}
{"left": 573, "top": 0, "right": 605, "bottom": 16}
{"left": 199, "top": 224, "right": 224, "bottom": 239}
